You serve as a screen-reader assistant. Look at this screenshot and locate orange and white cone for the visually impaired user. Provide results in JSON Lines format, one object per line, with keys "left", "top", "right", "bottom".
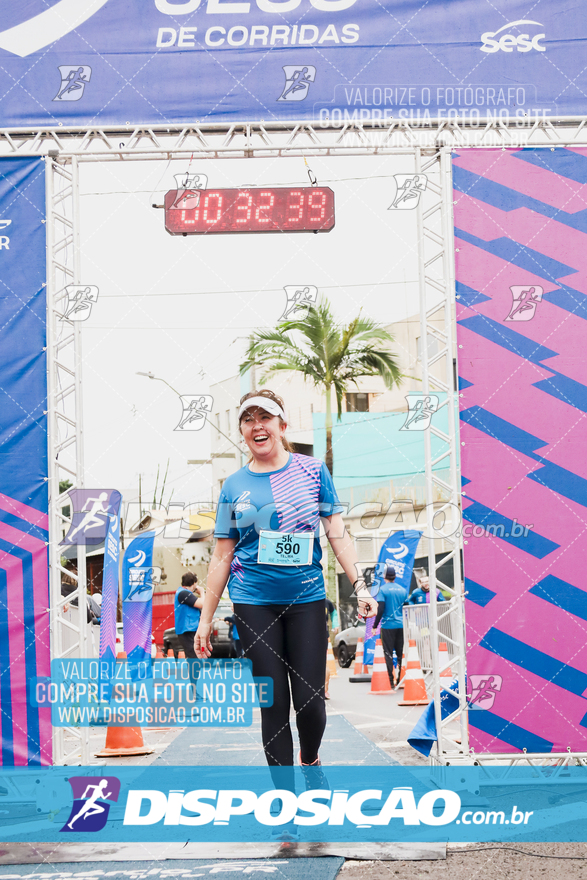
{"left": 94, "top": 652, "right": 154, "bottom": 757}
{"left": 352, "top": 638, "right": 365, "bottom": 675}
{"left": 439, "top": 642, "right": 454, "bottom": 678}
{"left": 177, "top": 649, "right": 186, "bottom": 659}
{"left": 327, "top": 641, "right": 338, "bottom": 678}
{"left": 398, "top": 640, "right": 429, "bottom": 706}
{"left": 369, "top": 639, "right": 392, "bottom": 695}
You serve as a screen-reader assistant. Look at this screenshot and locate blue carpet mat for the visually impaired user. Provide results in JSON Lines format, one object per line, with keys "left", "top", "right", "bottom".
{"left": 0, "top": 858, "right": 345, "bottom": 880}
{"left": 155, "top": 714, "right": 398, "bottom": 765}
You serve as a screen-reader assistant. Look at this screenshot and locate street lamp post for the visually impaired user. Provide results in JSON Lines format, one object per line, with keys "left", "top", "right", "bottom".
{"left": 136, "top": 371, "right": 242, "bottom": 454}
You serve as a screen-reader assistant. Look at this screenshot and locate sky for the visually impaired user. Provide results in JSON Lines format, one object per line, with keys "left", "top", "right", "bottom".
{"left": 78, "top": 152, "right": 430, "bottom": 511}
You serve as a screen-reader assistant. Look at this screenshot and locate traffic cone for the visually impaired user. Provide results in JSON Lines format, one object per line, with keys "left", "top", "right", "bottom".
{"left": 369, "top": 639, "right": 392, "bottom": 695}
{"left": 398, "top": 652, "right": 407, "bottom": 688}
{"left": 349, "top": 637, "right": 372, "bottom": 683}
{"left": 327, "top": 642, "right": 338, "bottom": 678}
{"left": 398, "top": 640, "right": 429, "bottom": 706}
{"left": 155, "top": 648, "right": 164, "bottom": 659}
{"left": 439, "top": 642, "right": 454, "bottom": 678}
{"left": 177, "top": 649, "right": 186, "bottom": 659}
{"left": 352, "top": 638, "right": 365, "bottom": 675}
{"left": 94, "top": 652, "right": 155, "bottom": 758}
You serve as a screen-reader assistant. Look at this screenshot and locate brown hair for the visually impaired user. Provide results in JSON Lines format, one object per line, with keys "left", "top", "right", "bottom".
{"left": 238, "top": 389, "right": 294, "bottom": 454}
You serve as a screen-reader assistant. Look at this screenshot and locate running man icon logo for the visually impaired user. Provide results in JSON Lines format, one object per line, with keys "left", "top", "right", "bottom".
{"left": 278, "top": 66, "right": 316, "bottom": 102}
{"left": 53, "top": 65, "right": 92, "bottom": 101}
{"left": 60, "top": 489, "right": 122, "bottom": 546}
{"left": 170, "top": 172, "right": 208, "bottom": 210}
{"left": 400, "top": 395, "right": 439, "bottom": 431}
{"left": 61, "top": 776, "right": 120, "bottom": 833}
{"left": 62, "top": 285, "right": 99, "bottom": 321}
{"left": 280, "top": 285, "right": 318, "bottom": 320}
{"left": 468, "top": 674, "right": 503, "bottom": 710}
{"left": 505, "top": 285, "right": 543, "bottom": 322}
{"left": 124, "top": 566, "right": 161, "bottom": 602}
{"left": 174, "top": 395, "right": 213, "bottom": 431}
{"left": 388, "top": 174, "right": 428, "bottom": 210}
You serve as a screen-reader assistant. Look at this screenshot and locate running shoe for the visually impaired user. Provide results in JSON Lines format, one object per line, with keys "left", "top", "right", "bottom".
{"left": 298, "top": 751, "right": 329, "bottom": 791}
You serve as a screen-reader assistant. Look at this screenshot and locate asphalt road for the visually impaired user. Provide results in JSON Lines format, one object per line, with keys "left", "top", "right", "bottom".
{"left": 326, "top": 662, "right": 428, "bottom": 766}
{"left": 340, "top": 843, "right": 587, "bottom": 880}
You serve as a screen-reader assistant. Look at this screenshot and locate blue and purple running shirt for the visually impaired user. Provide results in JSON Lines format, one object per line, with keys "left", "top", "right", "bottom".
{"left": 214, "top": 453, "right": 344, "bottom": 605}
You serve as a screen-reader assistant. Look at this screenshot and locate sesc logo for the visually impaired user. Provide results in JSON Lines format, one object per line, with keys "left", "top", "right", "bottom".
{"left": 480, "top": 20, "right": 546, "bottom": 54}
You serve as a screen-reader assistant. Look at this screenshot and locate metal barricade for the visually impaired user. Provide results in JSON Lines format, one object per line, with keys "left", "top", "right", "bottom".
{"left": 403, "top": 602, "right": 458, "bottom": 673}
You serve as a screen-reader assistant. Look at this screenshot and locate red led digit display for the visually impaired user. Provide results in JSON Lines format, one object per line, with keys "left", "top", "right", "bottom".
{"left": 164, "top": 186, "right": 335, "bottom": 235}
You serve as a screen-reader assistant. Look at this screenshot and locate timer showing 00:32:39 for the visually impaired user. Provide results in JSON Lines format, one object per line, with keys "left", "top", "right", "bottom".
{"left": 164, "top": 186, "right": 335, "bottom": 235}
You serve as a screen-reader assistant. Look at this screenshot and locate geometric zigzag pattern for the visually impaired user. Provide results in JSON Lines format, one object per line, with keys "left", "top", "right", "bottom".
{"left": 0, "top": 156, "right": 51, "bottom": 765}
{"left": 0, "top": 493, "right": 51, "bottom": 765}
{"left": 454, "top": 147, "right": 587, "bottom": 753}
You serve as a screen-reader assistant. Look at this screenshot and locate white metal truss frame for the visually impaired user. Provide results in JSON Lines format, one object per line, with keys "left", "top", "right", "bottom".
{"left": 37, "top": 115, "right": 587, "bottom": 765}
{"left": 46, "top": 155, "right": 91, "bottom": 765}
{"left": 414, "top": 145, "right": 467, "bottom": 765}
{"left": 3, "top": 115, "right": 587, "bottom": 161}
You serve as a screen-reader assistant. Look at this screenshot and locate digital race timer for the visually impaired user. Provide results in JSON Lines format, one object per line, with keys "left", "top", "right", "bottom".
{"left": 164, "top": 186, "right": 335, "bottom": 235}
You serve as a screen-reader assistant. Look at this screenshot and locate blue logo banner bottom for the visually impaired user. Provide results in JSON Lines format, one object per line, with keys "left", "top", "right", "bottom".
{"left": 1, "top": 766, "right": 587, "bottom": 842}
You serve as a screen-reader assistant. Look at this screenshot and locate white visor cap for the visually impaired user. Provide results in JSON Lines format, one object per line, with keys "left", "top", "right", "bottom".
{"left": 238, "top": 396, "right": 286, "bottom": 421}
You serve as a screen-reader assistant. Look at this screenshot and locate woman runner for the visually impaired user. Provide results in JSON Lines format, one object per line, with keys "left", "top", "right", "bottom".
{"left": 195, "top": 389, "right": 377, "bottom": 771}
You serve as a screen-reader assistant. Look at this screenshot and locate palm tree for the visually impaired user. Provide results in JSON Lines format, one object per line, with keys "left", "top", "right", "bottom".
{"left": 239, "top": 297, "right": 402, "bottom": 475}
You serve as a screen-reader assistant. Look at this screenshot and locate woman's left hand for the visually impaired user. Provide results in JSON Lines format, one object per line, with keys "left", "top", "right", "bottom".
{"left": 358, "top": 596, "right": 378, "bottom": 618}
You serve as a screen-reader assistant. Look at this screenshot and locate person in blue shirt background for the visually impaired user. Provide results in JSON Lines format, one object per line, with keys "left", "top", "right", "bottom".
{"left": 374, "top": 565, "right": 408, "bottom": 690}
{"left": 174, "top": 572, "right": 204, "bottom": 657}
{"left": 408, "top": 574, "right": 446, "bottom": 605}
{"left": 195, "top": 388, "right": 377, "bottom": 780}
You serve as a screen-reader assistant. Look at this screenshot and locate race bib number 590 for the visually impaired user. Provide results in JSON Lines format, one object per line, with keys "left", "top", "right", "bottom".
{"left": 257, "top": 530, "right": 313, "bottom": 566}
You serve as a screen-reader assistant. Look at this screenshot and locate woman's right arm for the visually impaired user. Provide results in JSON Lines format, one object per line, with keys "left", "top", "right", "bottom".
{"left": 195, "top": 538, "right": 235, "bottom": 658}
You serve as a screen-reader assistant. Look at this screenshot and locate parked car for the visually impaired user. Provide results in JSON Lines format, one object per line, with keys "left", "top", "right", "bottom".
{"left": 333, "top": 621, "right": 366, "bottom": 668}
{"left": 115, "top": 622, "right": 157, "bottom": 659}
{"left": 163, "top": 599, "right": 235, "bottom": 658}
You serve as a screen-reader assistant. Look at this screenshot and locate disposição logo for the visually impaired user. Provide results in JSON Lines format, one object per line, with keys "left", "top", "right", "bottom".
{"left": 61, "top": 776, "right": 121, "bottom": 832}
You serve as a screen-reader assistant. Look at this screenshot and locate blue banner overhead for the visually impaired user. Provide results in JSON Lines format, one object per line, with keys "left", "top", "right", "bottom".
{"left": 0, "top": 1, "right": 585, "bottom": 126}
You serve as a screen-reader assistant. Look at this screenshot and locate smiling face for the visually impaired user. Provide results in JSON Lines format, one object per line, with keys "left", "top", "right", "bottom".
{"left": 239, "top": 405, "right": 287, "bottom": 461}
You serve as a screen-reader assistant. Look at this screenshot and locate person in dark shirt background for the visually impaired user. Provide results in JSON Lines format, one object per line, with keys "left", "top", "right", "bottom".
{"left": 174, "top": 572, "right": 204, "bottom": 658}
{"left": 223, "top": 609, "right": 243, "bottom": 658}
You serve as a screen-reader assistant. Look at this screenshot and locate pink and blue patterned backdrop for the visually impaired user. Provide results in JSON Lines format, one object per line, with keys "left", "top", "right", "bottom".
{"left": 0, "top": 157, "right": 51, "bottom": 765}
{"left": 454, "top": 147, "right": 587, "bottom": 753}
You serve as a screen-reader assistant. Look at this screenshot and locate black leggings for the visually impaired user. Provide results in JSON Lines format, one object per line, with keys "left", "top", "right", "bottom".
{"left": 234, "top": 600, "right": 327, "bottom": 767}
{"left": 381, "top": 627, "right": 404, "bottom": 686}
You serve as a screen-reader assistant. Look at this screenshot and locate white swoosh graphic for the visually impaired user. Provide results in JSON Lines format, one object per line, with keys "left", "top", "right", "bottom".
{"left": 389, "top": 543, "right": 409, "bottom": 560}
{"left": 129, "top": 549, "right": 146, "bottom": 566}
{"left": 491, "top": 20, "right": 543, "bottom": 37}
{"left": 0, "top": 0, "right": 110, "bottom": 58}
